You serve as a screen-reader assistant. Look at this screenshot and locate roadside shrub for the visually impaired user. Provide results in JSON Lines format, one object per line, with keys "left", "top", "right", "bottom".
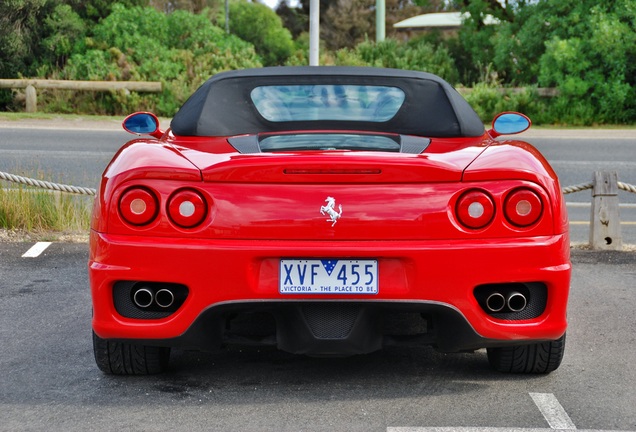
{"left": 333, "top": 39, "right": 459, "bottom": 84}
{"left": 462, "top": 66, "right": 546, "bottom": 123}
{"left": 45, "top": 4, "right": 261, "bottom": 116}
{"left": 490, "top": 0, "right": 636, "bottom": 125}
{"left": 538, "top": 6, "right": 636, "bottom": 125}
{"left": 284, "top": 32, "right": 311, "bottom": 66}
{"left": 464, "top": 83, "right": 545, "bottom": 123}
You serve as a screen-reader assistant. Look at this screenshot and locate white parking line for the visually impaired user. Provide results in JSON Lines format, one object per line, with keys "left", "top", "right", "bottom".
{"left": 386, "top": 392, "right": 632, "bottom": 432}
{"left": 388, "top": 429, "right": 560, "bottom": 432}
{"left": 21, "top": 242, "right": 52, "bottom": 258}
{"left": 529, "top": 393, "right": 576, "bottom": 430}
{"left": 387, "top": 429, "right": 626, "bottom": 432}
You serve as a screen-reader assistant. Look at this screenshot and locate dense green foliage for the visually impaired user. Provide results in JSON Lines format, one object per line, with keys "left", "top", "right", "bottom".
{"left": 0, "top": 0, "right": 634, "bottom": 124}
{"left": 221, "top": 0, "right": 294, "bottom": 66}
{"left": 537, "top": 2, "right": 636, "bottom": 124}
{"left": 41, "top": 4, "right": 259, "bottom": 115}
{"left": 0, "top": 0, "right": 47, "bottom": 90}
{"left": 488, "top": 0, "right": 636, "bottom": 124}
{"left": 334, "top": 39, "right": 459, "bottom": 84}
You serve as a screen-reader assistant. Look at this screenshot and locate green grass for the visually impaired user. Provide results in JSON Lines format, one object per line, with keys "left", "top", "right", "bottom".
{"left": 0, "top": 187, "right": 92, "bottom": 237}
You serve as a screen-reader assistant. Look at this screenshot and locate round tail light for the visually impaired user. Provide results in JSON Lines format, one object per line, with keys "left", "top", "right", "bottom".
{"left": 504, "top": 188, "right": 543, "bottom": 227}
{"left": 456, "top": 190, "right": 495, "bottom": 229}
{"left": 167, "top": 189, "right": 208, "bottom": 228}
{"left": 119, "top": 187, "right": 159, "bottom": 226}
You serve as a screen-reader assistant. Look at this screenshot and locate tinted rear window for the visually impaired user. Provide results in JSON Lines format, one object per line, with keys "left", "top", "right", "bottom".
{"left": 250, "top": 85, "right": 405, "bottom": 122}
{"left": 259, "top": 134, "right": 401, "bottom": 152}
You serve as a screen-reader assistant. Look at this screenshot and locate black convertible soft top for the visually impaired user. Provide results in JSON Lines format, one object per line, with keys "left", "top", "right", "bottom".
{"left": 170, "top": 67, "right": 485, "bottom": 138}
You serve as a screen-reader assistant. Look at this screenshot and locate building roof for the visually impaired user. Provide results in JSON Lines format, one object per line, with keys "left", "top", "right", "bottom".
{"left": 394, "top": 12, "right": 499, "bottom": 29}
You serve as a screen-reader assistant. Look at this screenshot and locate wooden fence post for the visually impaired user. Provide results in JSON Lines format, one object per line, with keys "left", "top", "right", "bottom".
{"left": 589, "top": 171, "right": 622, "bottom": 250}
{"left": 25, "top": 84, "right": 37, "bottom": 113}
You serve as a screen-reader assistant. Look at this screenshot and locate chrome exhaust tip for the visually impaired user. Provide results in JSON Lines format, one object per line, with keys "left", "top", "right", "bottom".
{"left": 507, "top": 292, "right": 527, "bottom": 312}
{"left": 133, "top": 288, "right": 154, "bottom": 308}
{"left": 486, "top": 292, "right": 506, "bottom": 312}
{"left": 155, "top": 289, "right": 175, "bottom": 308}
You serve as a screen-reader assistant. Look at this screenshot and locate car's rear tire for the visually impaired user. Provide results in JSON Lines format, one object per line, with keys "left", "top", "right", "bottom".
{"left": 487, "top": 333, "right": 566, "bottom": 374}
{"left": 93, "top": 331, "right": 170, "bottom": 375}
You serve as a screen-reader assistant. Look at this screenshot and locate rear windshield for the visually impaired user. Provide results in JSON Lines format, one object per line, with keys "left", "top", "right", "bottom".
{"left": 250, "top": 85, "right": 405, "bottom": 123}
{"left": 259, "top": 133, "right": 401, "bottom": 152}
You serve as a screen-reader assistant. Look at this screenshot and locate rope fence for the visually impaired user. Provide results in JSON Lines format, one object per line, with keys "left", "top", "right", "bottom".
{"left": 0, "top": 171, "right": 96, "bottom": 196}
{"left": 561, "top": 182, "right": 636, "bottom": 195}
{"left": 618, "top": 181, "right": 636, "bottom": 194}
{"left": 562, "top": 182, "right": 592, "bottom": 195}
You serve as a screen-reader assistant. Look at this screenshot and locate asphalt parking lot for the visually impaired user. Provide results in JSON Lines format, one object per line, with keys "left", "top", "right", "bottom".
{"left": 0, "top": 240, "right": 634, "bottom": 431}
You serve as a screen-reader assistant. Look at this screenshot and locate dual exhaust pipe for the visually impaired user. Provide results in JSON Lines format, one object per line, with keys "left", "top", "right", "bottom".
{"left": 485, "top": 291, "right": 527, "bottom": 313}
{"left": 133, "top": 287, "right": 175, "bottom": 309}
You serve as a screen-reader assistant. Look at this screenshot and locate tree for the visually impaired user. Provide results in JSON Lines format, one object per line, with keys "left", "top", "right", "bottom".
{"left": 0, "top": 0, "right": 56, "bottom": 109}
{"left": 149, "top": 0, "right": 222, "bottom": 14}
{"left": 0, "top": 0, "right": 48, "bottom": 79}
{"left": 323, "top": 0, "right": 375, "bottom": 49}
{"left": 64, "top": 0, "right": 149, "bottom": 21}
{"left": 276, "top": 0, "right": 308, "bottom": 39}
{"left": 297, "top": 0, "right": 338, "bottom": 18}
{"left": 452, "top": 0, "right": 527, "bottom": 24}
{"left": 0, "top": 0, "right": 145, "bottom": 93}
{"left": 410, "top": 0, "right": 454, "bottom": 10}
{"left": 41, "top": 4, "right": 87, "bottom": 70}
{"left": 224, "top": 0, "right": 294, "bottom": 66}
{"left": 307, "top": 0, "right": 425, "bottom": 50}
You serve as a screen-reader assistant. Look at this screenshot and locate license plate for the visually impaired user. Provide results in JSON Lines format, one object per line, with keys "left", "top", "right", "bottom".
{"left": 279, "top": 259, "right": 378, "bottom": 294}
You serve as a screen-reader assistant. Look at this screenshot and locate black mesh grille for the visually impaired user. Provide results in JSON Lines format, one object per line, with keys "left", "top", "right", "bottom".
{"left": 301, "top": 304, "right": 360, "bottom": 339}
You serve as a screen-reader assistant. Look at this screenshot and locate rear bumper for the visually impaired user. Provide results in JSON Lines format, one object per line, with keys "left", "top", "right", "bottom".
{"left": 89, "top": 230, "right": 570, "bottom": 353}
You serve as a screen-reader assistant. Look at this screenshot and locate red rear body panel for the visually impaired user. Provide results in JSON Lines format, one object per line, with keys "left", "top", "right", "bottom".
{"left": 90, "top": 131, "right": 570, "bottom": 354}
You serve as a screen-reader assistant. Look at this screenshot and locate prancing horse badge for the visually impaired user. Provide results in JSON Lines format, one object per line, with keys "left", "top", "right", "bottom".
{"left": 320, "top": 196, "right": 342, "bottom": 227}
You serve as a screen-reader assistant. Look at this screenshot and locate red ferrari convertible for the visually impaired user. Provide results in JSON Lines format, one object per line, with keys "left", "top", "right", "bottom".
{"left": 89, "top": 67, "right": 570, "bottom": 375}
